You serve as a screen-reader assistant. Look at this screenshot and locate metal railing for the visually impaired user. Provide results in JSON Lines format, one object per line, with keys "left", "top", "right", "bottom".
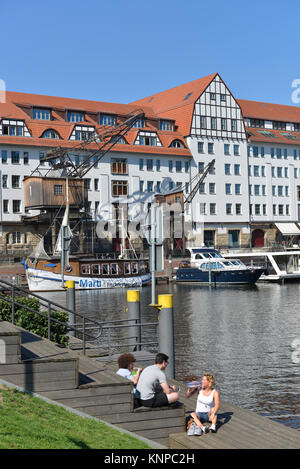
{"left": 0, "top": 278, "right": 158, "bottom": 356}
{"left": 92, "top": 318, "right": 158, "bottom": 358}
{"left": 0, "top": 274, "right": 23, "bottom": 286}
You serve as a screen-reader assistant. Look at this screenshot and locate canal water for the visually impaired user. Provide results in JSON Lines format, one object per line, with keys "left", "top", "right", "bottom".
{"left": 44, "top": 281, "right": 300, "bottom": 430}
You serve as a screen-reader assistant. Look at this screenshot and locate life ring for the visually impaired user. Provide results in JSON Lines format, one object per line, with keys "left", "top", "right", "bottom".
{"left": 65, "top": 265, "right": 72, "bottom": 273}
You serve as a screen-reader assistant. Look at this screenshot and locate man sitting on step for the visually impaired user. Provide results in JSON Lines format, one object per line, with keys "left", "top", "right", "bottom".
{"left": 136, "top": 353, "right": 180, "bottom": 408}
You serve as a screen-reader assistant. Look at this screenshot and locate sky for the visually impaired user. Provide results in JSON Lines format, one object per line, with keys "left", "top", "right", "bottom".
{"left": 1, "top": 0, "right": 300, "bottom": 106}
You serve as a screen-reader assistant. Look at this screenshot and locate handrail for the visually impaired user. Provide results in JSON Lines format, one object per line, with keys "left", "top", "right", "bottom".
{"left": 0, "top": 278, "right": 103, "bottom": 354}
{"left": 0, "top": 278, "right": 158, "bottom": 356}
{"left": 0, "top": 278, "right": 100, "bottom": 326}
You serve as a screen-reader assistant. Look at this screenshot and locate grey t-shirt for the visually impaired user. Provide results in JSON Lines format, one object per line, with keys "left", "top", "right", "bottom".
{"left": 136, "top": 364, "right": 167, "bottom": 400}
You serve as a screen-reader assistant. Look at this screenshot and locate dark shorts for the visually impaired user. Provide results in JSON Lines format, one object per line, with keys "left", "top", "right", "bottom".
{"left": 140, "top": 392, "right": 169, "bottom": 408}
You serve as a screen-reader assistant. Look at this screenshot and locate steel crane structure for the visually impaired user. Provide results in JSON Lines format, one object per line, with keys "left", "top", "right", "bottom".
{"left": 30, "top": 110, "right": 145, "bottom": 179}
{"left": 23, "top": 110, "right": 145, "bottom": 255}
{"left": 154, "top": 158, "right": 215, "bottom": 256}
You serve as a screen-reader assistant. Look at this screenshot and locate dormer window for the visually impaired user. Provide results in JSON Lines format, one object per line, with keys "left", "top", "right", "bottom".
{"left": 133, "top": 119, "right": 145, "bottom": 128}
{"left": 41, "top": 129, "right": 60, "bottom": 139}
{"left": 159, "top": 120, "right": 174, "bottom": 131}
{"left": 110, "top": 135, "right": 126, "bottom": 144}
{"left": 294, "top": 123, "right": 300, "bottom": 132}
{"left": 100, "top": 114, "right": 116, "bottom": 126}
{"left": 249, "top": 119, "right": 265, "bottom": 128}
{"left": 67, "top": 111, "right": 84, "bottom": 123}
{"left": 135, "top": 131, "right": 162, "bottom": 147}
{"left": 273, "top": 121, "right": 286, "bottom": 131}
{"left": 170, "top": 139, "right": 185, "bottom": 148}
{"left": 33, "top": 108, "right": 51, "bottom": 120}
{"left": 0, "top": 119, "right": 31, "bottom": 137}
{"left": 69, "top": 125, "right": 95, "bottom": 141}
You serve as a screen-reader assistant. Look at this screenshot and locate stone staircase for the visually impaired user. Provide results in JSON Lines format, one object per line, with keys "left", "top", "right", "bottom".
{"left": 0, "top": 320, "right": 185, "bottom": 447}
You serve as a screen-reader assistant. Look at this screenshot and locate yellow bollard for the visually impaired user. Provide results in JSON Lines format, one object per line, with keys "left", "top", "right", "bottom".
{"left": 127, "top": 290, "right": 141, "bottom": 351}
{"left": 157, "top": 294, "right": 175, "bottom": 379}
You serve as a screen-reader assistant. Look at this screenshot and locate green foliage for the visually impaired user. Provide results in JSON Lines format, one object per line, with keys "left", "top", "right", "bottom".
{"left": 0, "top": 295, "right": 69, "bottom": 346}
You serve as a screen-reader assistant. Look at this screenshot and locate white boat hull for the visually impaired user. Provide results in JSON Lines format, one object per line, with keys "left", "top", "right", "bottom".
{"left": 223, "top": 250, "right": 300, "bottom": 283}
{"left": 26, "top": 267, "right": 151, "bottom": 292}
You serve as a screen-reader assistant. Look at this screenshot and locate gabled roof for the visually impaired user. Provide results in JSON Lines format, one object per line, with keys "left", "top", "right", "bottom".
{"left": 4, "top": 91, "right": 147, "bottom": 118}
{"left": 0, "top": 91, "right": 191, "bottom": 158}
{"left": 238, "top": 99, "right": 300, "bottom": 124}
{"left": 131, "top": 73, "right": 218, "bottom": 135}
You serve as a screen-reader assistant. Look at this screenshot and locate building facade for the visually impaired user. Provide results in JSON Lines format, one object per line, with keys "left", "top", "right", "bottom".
{"left": 1, "top": 74, "right": 300, "bottom": 260}
{"left": 133, "top": 73, "right": 300, "bottom": 249}
{"left": 0, "top": 92, "right": 191, "bottom": 260}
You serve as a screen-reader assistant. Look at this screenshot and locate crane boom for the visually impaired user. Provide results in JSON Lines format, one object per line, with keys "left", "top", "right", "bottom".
{"left": 32, "top": 110, "right": 145, "bottom": 178}
{"left": 184, "top": 159, "right": 215, "bottom": 205}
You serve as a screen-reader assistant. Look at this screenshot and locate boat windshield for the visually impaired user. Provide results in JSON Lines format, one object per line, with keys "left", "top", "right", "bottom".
{"left": 200, "top": 262, "right": 223, "bottom": 270}
{"left": 231, "top": 260, "right": 244, "bottom": 266}
{"left": 202, "top": 252, "right": 223, "bottom": 259}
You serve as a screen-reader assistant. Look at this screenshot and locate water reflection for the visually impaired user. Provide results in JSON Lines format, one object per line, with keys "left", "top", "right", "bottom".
{"left": 42, "top": 281, "right": 300, "bottom": 430}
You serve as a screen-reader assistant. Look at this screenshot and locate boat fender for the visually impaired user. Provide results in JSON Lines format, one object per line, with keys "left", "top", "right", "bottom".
{"left": 65, "top": 265, "right": 72, "bottom": 273}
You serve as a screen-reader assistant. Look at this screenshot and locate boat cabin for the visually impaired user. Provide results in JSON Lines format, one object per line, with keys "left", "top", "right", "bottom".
{"left": 26, "top": 256, "right": 149, "bottom": 278}
{"left": 187, "top": 248, "right": 246, "bottom": 271}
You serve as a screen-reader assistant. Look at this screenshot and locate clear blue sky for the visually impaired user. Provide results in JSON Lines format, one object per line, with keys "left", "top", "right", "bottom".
{"left": 1, "top": 0, "right": 300, "bottom": 106}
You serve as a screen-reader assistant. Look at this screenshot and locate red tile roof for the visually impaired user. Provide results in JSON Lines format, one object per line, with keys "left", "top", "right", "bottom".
{"left": 238, "top": 99, "right": 300, "bottom": 124}
{"left": 4, "top": 78, "right": 300, "bottom": 153}
{"left": 0, "top": 91, "right": 191, "bottom": 158}
{"left": 131, "top": 73, "right": 218, "bottom": 135}
{"left": 246, "top": 127, "right": 300, "bottom": 145}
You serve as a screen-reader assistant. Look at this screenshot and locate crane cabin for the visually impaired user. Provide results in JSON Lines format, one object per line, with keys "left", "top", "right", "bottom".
{"left": 23, "top": 176, "right": 87, "bottom": 210}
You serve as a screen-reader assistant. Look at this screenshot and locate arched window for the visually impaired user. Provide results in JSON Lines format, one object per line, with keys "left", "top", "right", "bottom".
{"left": 170, "top": 139, "right": 185, "bottom": 148}
{"left": 110, "top": 136, "right": 127, "bottom": 144}
{"left": 41, "top": 129, "right": 60, "bottom": 139}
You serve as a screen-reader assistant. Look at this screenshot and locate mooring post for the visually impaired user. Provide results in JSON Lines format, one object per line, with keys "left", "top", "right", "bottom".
{"left": 157, "top": 294, "right": 175, "bottom": 379}
{"left": 127, "top": 290, "right": 141, "bottom": 351}
{"left": 66, "top": 280, "right": 76, "bottom": 337}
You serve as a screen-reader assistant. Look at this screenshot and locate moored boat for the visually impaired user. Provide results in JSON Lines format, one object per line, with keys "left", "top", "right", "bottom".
{"left": 25, "top": 255, "right": 150, "bottom": 291}
{"left": 223, "top": 249, "right": 300, "bottom": 283}
{"left": 176, "top": 247, "right": 265, "bottom": 285}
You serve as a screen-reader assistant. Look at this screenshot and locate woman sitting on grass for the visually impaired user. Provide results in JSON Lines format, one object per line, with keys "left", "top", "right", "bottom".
{"left": 186, "top": 372, "right": 220, "bottom": 436}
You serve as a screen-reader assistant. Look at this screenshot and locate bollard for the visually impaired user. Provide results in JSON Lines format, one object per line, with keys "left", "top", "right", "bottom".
{"left": 157, "top": 294, "right": 175, "bottom": 379}
{"left": 66, "top": 280, "right": 76, "bottom": 337}
{"left": 127, "top": 290, "right": 142, "bottom": 351}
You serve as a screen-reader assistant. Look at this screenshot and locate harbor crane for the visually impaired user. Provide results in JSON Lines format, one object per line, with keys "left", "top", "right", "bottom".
{"left": 30, "top": 110, "right": 145, "bottom": 179}
{"left": 23, "top": 109, "right": 145, "bottom": 255}
{"left": 154, "top": 158, "right": 215, "bottom": 256}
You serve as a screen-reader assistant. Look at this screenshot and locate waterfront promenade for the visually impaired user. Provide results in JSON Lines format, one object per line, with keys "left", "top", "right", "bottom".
{"left": 1, "top": 320, "right": 299, "bottom": 449}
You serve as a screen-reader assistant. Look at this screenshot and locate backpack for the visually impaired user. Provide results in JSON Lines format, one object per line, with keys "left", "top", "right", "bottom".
{"left": 185, "top": 415, "right": 194, "bottom": 432}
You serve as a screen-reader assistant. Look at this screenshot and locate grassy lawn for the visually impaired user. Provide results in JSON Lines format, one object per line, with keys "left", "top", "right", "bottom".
{"left": 0, "top": 386, "right": 151, "bottom": 449}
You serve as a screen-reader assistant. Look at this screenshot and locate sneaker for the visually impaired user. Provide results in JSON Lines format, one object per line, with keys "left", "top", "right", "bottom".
{"left": 202, "top": 426, "right": 209, "bottom": 434}
{"left": 170, "top": 401, "right": 184, "bottom": 409}
{"left": 209, "top": 425, "right": 217, "bottom": 433}
{"left": 187, "top": 422, "right": 196, "bottom": 436}
{"left": 194, "top": 426, "right": 202, "bottom": 436}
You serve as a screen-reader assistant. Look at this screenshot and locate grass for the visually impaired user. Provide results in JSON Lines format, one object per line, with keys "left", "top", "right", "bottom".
{"left": 0, "top": 386, "right": 151, "bottom": 449}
